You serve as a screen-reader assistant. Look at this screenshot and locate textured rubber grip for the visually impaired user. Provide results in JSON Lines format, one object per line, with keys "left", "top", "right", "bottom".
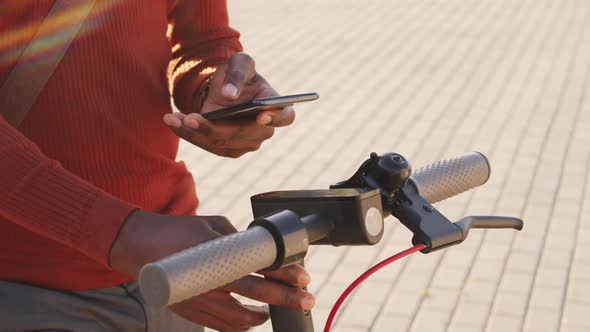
{"left": 410, "top": 152, "right": 490, "bottom": 204}
{"left": 139, "top": 226, "right": 277, "bottom": 307}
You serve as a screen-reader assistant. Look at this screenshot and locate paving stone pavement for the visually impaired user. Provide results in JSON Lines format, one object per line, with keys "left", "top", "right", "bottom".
{"left": 177, "top": 1, "right": 590, "bottom": 331}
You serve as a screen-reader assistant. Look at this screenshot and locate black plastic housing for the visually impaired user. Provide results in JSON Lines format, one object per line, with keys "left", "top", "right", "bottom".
{"left": 251, "top": 188, "right": 384, "bottom": 246}
{"left": 393, "top": 184, "right": 463, "bottom": 252}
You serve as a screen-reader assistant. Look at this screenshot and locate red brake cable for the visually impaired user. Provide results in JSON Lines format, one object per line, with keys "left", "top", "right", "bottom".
{"left": 323, "top": 243, "right": 426, "bottom": 332}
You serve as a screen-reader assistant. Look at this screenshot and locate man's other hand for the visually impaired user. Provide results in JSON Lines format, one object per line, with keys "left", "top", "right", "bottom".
{"left": 110, "top": 210, "right": 314, "bottom": 331}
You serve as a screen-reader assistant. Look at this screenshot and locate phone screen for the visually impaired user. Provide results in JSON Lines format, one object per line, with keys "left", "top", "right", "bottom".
{"left": 202, "top": 93, "right": 319, "bottom": 121}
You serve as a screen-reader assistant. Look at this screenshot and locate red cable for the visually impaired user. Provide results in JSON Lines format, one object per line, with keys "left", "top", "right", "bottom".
{"left": 323, "top": 243, "right": 426, "bottom": 332}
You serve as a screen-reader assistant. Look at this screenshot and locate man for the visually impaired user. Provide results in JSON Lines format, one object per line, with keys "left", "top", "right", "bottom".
{"left": 0, "top": 1, "right": 314, "bottom": 331}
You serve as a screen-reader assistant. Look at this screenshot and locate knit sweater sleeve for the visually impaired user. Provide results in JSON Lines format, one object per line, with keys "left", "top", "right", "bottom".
{"left": 167, "top": 0, "right": 243, "bottom": 114}
{"left": 0, "top": 117, "right": 137, "bottom": 267}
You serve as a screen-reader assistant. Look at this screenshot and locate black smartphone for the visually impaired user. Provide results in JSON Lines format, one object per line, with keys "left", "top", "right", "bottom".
{"left": 201, "top": 92, "right": 319, "bottom": 121}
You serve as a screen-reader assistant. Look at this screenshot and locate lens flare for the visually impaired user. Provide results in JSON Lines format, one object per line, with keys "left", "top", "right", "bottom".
{"left": 0, "top": 1, "right": 119, "bottom": 67}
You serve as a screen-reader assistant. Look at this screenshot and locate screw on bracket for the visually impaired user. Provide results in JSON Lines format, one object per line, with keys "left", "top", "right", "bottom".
{"left": 423, "top": 204, "right": 434, "bottom": 213}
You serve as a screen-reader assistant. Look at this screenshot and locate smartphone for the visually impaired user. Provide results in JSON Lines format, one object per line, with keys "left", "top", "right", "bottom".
{"left": 201, "top": 92, "right": 319, "bottom": 121}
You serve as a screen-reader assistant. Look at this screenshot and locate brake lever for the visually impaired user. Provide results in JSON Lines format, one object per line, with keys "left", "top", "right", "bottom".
{"left": 455, "top": 216, "right": 523, "bottom": 240}
{"left": 393, "top": 182, "right": 523, "bottom": 253}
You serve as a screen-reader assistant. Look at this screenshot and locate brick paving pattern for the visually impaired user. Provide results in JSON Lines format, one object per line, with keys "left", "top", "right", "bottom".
{"left": 179, "top": 1, "right": 590, "bottom": 331}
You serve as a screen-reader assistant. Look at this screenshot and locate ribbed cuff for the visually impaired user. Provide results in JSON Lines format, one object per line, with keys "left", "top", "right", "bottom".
{"left": 83, "top": 194, "right": 137, "bottom": 267}
{"left": 0, "top": 118, "right": 137, "bottom": 267}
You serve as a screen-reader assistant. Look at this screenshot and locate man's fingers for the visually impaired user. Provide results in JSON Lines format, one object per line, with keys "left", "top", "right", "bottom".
{"left": 261, "top": 264, "right": 310, "bottom": 288}
{"left": 256, "top": 106, "right": 296, "bottom": 127}
{"left": 209, "top": 148, "right": 249, "bottom": 159}
{"left": 163, "top": 112, "right": 188, "bottom": 128}
{"left": 183, "top": 113, "right": 274, "bottom": 143}
{"left": 183, "top": 113, "right": 214, "bottom": 136}
{"left": 206, "top": 215, "right": 238, "bottom": 235}
{"left": 167, "top": 113, "right": 231, "bottom": 148}
{"left": 164, "top": 112, "right": 274, "bottom": 156}
{"left": 163, "top": 113, "right": 198, "bottom": 141}
{"left": 171, "top": 291, "right": 268, "bottom": 331}
{"left": 226, "top": 275, "right": 315, "bottom": 311}
{"left": 172, "top": 305, "right": 235, "bottom": 332}
{"left": 222, "top": 53, "right": 256, "bottom": 100}
{"left": 198, "top": 291, "right": 269, "bottom": 329}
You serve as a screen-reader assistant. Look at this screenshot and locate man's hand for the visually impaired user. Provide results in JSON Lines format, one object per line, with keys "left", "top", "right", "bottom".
{"left": 110, "top": 210, "right": 314, "bottom": 332}
{"left": 163, "top": 53, "right": 295, "bottom": 158}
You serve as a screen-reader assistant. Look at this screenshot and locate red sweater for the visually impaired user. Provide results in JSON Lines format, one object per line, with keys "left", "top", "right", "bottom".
{"left": 0, "top": 0, "right": 242, "bottom": 290}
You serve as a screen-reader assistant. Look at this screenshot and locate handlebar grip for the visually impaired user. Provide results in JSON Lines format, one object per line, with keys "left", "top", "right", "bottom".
{"left": 139, "top": 226, "right": 277, "bottom": 307}
{"left": 409, "top": 152, "right": 491, "bottom": 204}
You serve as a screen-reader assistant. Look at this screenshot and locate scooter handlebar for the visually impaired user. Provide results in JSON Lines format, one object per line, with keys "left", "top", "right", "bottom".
{"left": 139, "top": 226, "right": 277, "bottom": 307}
{"left": 139, "top": 152, "right": 492, "bottom": 307}
{"left": 410, "top": 152, "right": 490, "bottom": 204}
